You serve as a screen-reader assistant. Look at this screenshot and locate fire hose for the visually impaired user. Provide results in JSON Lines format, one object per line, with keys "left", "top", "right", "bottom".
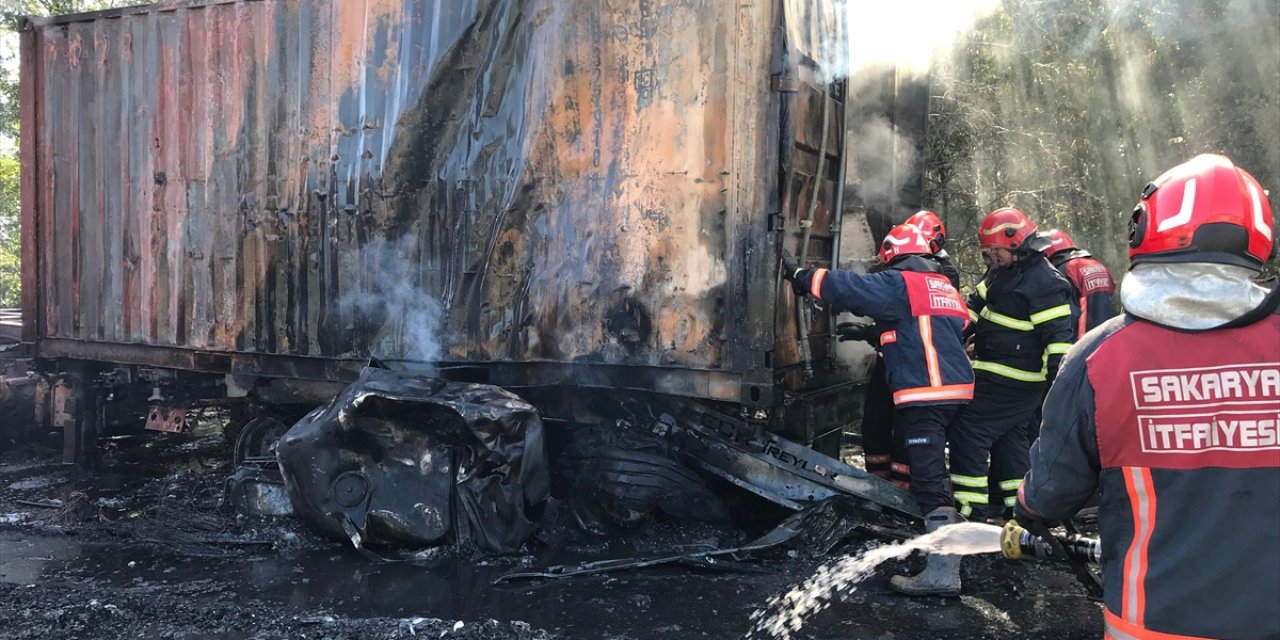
{"left": 1001, "top": 520, "right": 1104, "bottom": 598}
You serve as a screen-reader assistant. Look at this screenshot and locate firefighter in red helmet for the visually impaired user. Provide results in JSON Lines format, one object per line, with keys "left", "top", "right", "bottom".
{"left": 1044, "top": 228, "right": 1116, "bottom": 336}
{"left": 845, "top": 211, "right": 962, "bottom": 490}
{"left": 783, "top": 223, "right": 974, "bottom": 596}
{"left": 944, "top": 207, "right": 1077, "bottom": 533}
{"left": 1017, "top": 154, "right": 1280, "bottom": 640}
{"left": 905, "top": 210, "right": 962, "bottom": 288}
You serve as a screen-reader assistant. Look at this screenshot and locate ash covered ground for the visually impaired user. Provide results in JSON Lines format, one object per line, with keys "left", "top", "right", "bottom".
{"left": 0, "top": 419, "right": 1103, "bottom": 640}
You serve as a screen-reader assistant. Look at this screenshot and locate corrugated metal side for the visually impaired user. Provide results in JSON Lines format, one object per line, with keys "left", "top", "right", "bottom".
{"left": 28, "top": 0, "right": 482, "bottom": 355}
{"left": 24, "top": 0, "right": 848, "bottom": 396}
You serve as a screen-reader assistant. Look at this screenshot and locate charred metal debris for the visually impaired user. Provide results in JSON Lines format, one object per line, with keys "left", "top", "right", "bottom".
{"left": 214, "top": 366, "right": 925, "bottom": 575}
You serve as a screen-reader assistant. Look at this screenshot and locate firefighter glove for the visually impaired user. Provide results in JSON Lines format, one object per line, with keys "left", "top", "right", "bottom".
{"left": 836, "top": 321, "right": 880, "bottom": 346}
{"left": 1013, "top": 502, "right": 1058, "bottom": 532}
{"left": 781, "top": 249, "right": 812, "bottom": 297}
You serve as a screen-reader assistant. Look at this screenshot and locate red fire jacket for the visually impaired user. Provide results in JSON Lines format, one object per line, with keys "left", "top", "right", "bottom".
{"left": 1019, "top": 312, "right": 1280, "bottom": 640}
{"left": 1050, "top": 248, "right": 1116, "bottom": 336}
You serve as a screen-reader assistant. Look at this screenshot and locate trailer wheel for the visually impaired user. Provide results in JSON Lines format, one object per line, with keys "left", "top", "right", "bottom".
{"left": 232, "top": 417, "right": 292, "bottom": 465}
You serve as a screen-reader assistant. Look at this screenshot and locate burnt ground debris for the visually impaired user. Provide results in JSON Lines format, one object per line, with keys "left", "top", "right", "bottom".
{"left": 0, "top": 413, "right": 1103, "bottom": 640}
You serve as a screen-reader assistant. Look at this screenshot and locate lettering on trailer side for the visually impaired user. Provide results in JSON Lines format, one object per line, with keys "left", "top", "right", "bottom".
{"left": 764, "top": 443, "right": 809, "bottom": 470}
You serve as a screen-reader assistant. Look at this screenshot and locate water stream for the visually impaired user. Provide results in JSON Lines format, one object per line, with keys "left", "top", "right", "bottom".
{"left": 747, "top": 522, "right": 1004, "bottom": 639}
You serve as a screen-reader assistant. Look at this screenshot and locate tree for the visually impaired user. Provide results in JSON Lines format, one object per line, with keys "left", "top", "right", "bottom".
{"left": 923, "top": 0, "right": 1280, "bottom": 281}
{"left": 0, "top": 155, "right": 17, "bottom": 306}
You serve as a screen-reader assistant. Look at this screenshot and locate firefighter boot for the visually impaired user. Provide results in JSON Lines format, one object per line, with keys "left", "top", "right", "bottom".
{"left": 889, "top": 507, "right": 963, "bottom": 597}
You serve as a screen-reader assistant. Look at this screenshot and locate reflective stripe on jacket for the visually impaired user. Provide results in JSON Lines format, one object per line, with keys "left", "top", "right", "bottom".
{"left": 966, "top": 252, "right": 1076, "bottom": 386}
{"left": 809, "top": 256, "right": 974, "bottom": 407}
{"left": 1020, "top": 312, "right": 1280, "bottom": 640}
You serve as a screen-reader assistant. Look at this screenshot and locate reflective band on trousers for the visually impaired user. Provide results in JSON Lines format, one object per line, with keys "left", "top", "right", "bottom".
{"left": 1030, "top": 304, "right": 1073, "bottom": 325}
{"left": 950, "top": 474, "right": 986, "bottom": 488}
{"left": 972, "top": 359, "right": 1047, "bottom": 382}
{"left": 999, "top": 479, "right": 1022, "bottom": 491}
{"left": 954, "top": 491, "right": 987, "bottom": 505}
{"left": 979, "top": 306, "right": 1035, "bottom": 331}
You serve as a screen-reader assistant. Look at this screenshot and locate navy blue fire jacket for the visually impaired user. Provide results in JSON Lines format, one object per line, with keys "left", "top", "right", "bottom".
{"left": 804, "top": 256, "right": 974, "bottom": 406}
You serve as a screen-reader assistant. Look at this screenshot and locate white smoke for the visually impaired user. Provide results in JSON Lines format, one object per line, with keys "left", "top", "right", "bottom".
{"left": 339, "top": 235, "right": 445, "bottom": 369}
{"left": 850, "top": 115, "right": 919, "bottom": 213}
{"left": 844, "top": 0, "right": 1000, "bottom": 75}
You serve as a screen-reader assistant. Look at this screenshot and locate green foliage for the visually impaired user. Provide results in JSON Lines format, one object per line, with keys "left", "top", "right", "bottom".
{"left": 0, "top": 155, "right": 17, "bottom": 306}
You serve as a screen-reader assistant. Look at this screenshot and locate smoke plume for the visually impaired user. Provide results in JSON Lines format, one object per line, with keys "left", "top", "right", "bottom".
{"left": 339, "top": 235, "right": 446, "bottom": 370}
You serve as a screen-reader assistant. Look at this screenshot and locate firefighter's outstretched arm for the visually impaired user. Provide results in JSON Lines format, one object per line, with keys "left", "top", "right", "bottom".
{"left": 779, "top": 251, "right": 906, "bottom": 323}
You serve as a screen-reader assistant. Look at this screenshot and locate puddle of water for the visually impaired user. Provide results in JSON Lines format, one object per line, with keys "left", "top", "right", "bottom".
{"left": 0, "top": 534, "right": 84, "bottom": 585}
{"left": 7, "top": 476, "right": 59, "bottom": 490}
{"left": 747, "top": 522, "right": 1003, "bottom": 639}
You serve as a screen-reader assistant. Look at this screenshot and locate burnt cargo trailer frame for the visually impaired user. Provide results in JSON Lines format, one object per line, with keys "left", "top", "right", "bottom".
{"left": 19, "top": 0, "right": 857, "bottom": 457}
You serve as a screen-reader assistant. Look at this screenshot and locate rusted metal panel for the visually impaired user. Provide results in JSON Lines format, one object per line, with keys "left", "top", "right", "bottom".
{"left": 18, "top": 30, "right": 39, "bottom": 343}
{"left": 22, "top": 0, "right": 850, "bottom": 405}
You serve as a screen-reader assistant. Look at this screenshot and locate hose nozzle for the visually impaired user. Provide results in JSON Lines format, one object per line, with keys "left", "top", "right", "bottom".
{"left": 1000, "top": 520, "right": 1026, "bottom": 559}
{"left": 1001, "top": 520, "right": 1101, "bottom": 564}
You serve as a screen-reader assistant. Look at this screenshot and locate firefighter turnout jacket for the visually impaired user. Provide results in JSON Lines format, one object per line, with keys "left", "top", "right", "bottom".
{"left": 808, "top": 256, "right": 974, "bottom": 406}
{"left": 1050, "top": 248, "right": 1116, "bottom": 336}
{"left": 1019, "top": 311, "right": 1280, "bottom": 640}
{"left": 967, "top": 252, "right": 1077, "bottom": 385}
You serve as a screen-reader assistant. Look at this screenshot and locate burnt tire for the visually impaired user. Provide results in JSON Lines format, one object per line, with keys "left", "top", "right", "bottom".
{"left": 232, "top": 417, "right": 292, "bottom": 466}
{"left": 559, "top": 426, "right": 729, "bottom": 533}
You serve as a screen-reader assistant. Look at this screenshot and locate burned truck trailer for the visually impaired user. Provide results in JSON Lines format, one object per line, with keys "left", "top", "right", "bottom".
{"left": 18, "top": 0, "right": 879, "bottom": 503}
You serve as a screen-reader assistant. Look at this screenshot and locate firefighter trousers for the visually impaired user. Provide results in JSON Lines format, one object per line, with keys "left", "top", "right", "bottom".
{"left": 861, "top": 357, "right": 909, "bottom": 488}
{"left": 947, "top": 378, "right": 1045, "bottom": 518}
{"left": 1022, "top": 388, "right": 1049, "bottom": 443}
{"left": 896, "top": 404, "right": 963, "bottom": 514}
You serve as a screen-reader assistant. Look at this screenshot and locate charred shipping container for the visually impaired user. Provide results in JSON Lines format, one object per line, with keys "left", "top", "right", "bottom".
{"left": 19, "top": 1, "right": 868, "bottom": 464}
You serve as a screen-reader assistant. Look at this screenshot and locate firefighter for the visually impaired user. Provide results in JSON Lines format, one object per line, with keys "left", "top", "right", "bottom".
{"left": 839, "top": 323, "right": 910, "bottom": 488}
{"left": 843, "top": 210, "right": 960, "bottom": 490}
{"left": 1044, "top": 228, "right": 1117, "bottom": 335}
{"left": 904, "top": 209, "right": 962, "bottom": 288}
{"left": 1017, "top": 154, "right": 1280, "bottom": 640}
{"left": 782, "top": 224, "right": 974, "bottom": 596}
{"left": 948, "top": 208, "right": 1076, "bottom": 526}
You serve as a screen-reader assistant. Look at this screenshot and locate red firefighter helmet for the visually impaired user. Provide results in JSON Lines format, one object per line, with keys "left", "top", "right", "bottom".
{"left": 905, "top": 210, "right": 946, "bottom": 252}
{"left": 1129, "top": 154, "right": 1275, "bottom": 270}
{"left": 1044, "top": 228, "right": 1076, "bottom": 258}
{"left": 978, "top": 207, "right": 1038, "bottom": 250}
{"left": 877, "top": 223, "right": 932, "bottom": 264}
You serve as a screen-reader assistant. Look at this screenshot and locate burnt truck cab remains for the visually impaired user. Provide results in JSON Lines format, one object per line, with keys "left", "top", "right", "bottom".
{"left": 17, "top": 0, "right": 915, "bottom": 534}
